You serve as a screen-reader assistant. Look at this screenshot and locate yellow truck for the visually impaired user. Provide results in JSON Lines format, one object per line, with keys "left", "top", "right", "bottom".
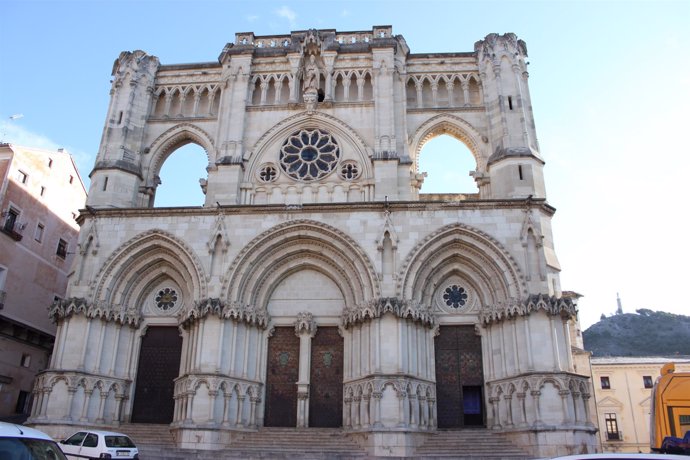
{"left": 650, "top": 362, "right": 690, "bottom": 455}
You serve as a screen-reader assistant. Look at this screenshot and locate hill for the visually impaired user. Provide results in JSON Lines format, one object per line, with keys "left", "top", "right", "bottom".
{"left": 582, "top": 309, "right": 690, "bottom": 357}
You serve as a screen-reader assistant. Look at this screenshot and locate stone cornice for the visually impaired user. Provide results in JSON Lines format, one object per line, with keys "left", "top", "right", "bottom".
{"left": 179, "top": 298, "right": 269, "bottom": 329}
{"left": 479, "top": 294, "right": 578, "bottom": 326}
{"left": 77, "top": 197, "right": 555, "bottom": 219}
{"left": 342, "top": 297, "right": 435, "bottom": 329}
{"left": 49, "top": 298, "right": 141, "bottom": 327}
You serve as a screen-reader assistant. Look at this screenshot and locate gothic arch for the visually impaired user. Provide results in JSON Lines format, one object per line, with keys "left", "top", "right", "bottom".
{"left": 245, "top": 111, "right": 373, "bottom": 179}
{"left": 222, "top": 219, "right": 379, "bottom": 313}
{"left": 409, "top": 114, "right": 488, "bottom": 172}
{"left": 144, "top": 123, "right": 216, "bottom": 181}
{"left": 91, "top": 229, "right": 207, "bottom": 313}
{"left": 397, "top": 223, "right": 525, "bottom": 309}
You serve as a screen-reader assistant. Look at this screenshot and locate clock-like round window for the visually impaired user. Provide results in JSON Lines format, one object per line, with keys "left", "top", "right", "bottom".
{"left": 155, "top": 288, "right": 178, "bottom": 311}
{"left": 443, "top": 285, "right": 468, "bottom": 309}
{"left": 279, "top": 129, "right": 340, "bottom": 181}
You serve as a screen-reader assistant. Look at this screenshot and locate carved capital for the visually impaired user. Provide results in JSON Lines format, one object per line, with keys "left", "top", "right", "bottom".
{"left": 294, "top": 312, "right": 317, "bottom": 337}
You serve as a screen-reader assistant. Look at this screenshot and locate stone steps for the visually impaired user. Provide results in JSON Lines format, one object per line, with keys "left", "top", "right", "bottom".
{"left": 119, "top": 424, "right": 531, "bottom": 459}
{"left": 415, "top": 429, "right": 532, "bottom": 459}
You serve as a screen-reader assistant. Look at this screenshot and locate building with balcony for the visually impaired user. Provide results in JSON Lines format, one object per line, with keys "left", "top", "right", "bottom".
{"left": 0, "top": 143, "right": 86, "bottom": 421}
{"left": 591, "top": 357, "right": 690, "bottom": 453}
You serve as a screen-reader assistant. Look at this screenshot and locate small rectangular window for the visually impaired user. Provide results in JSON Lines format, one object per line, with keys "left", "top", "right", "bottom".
{"left": 600, "top": 376, "right": 611, "bottom": 389}
{"left": 69, "top": 175, "right": 74, "bottom": 184}
{"left": 518, "top": 165, "right": 524, "bottom": 180}
{"left": 20, "top": 353, "right": 31, "bottom": 367}
{"left": 643, "top": 376, "right": 653, "bottom": 389}
{"left": 34, "top": 223, "right": 45, "bottom": 242}
{"left": 103, "top": 176, "right": 109, "bottom": 191}
{"left": 48, "top": 158, "right": 53, "bottom": 168}
{"left": 56, "top": 239, "right": 68, "bottom": 258}
{"left": 16, "top": 170, "right": 28, "bottom": 184}
{"left": 40, "top": 186, "right": 46, "bottom": 197}
{"left": 508, "top": 96, "right": 514, "bottom": 110}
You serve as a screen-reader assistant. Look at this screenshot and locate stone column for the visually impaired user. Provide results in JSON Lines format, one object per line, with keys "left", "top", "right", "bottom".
{"left": 294, "top": 312, "right": 317, "bottom": 427}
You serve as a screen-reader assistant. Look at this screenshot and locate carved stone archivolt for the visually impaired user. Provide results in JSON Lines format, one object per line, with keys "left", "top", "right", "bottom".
{"left": 179, "top": 298, "right": 269, "bottom": 329}
{"left": 342, "top": 297, "right": 435, "bottom": 329}
{"left": 479, "top": 293, "right": 578, "bottom": 325}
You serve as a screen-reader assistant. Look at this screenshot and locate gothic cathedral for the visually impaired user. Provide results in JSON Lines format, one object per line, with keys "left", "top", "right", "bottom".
{"left": 30, "top": 27, "right": 598, "bottom": 457}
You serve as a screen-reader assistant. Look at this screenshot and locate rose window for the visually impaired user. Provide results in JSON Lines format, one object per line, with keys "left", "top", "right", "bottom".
{"left": 279, "top": 129, "right": 340, "bottom": 181}
{"left": 443, "top": 285, "right": 468, "bottom": 309}
{"left": 258, "top": 164, "right": 278, "bottom": 182}
{"left": 155, "top": 288, "right": 178, "bottom": 311}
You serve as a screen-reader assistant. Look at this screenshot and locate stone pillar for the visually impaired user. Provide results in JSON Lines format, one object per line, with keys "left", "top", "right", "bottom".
{"left": 294, "top": 312, "right": 317, "bottom": 427}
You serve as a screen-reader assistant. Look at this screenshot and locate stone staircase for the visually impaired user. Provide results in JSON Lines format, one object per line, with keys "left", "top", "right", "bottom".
{"left": 414, "top": 428, "right": 532, "bottom": 459}
{"left": 118, "top": 424, "right": 532, "bottom": 459}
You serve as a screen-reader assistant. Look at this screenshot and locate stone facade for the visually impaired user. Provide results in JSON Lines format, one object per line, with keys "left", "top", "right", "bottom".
{"left": 0, "top": 144, "right": 86, "bottom": 421}
{"left": 29, "top": 27, "right": 597, "bottom": 457}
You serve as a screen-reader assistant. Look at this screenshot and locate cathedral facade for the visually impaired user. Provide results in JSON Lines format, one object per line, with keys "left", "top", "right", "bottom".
{"left": 30, "top": 27, "right": 598, "bottom": 457}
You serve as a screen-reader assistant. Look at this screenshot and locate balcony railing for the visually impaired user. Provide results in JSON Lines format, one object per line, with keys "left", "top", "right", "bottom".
{"left": 606, "top": 431, "right": 622, "bottom": 441}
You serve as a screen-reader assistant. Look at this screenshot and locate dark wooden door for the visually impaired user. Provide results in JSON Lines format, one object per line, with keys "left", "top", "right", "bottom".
{"left": 264, "top": 327, "right": 300, "bottom": 427}
{"left": 131, "top": 326, "right": 182, "bottom": 423}
{"left": 309, "top": 327, "right": 343, "bottom": 427}
{"left": 434, "top": 325, "right": 484, "bottom": 428}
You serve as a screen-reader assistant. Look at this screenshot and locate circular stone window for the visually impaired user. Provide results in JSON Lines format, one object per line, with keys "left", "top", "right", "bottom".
{"left": 279, "top": 129, "right": 340, "bottom": 181}
{"left": 258, "top": 163, "right": 278, "bottom": 182}
{"left": 443, "top": 285, "right": 468, "bottom": 309}
{"left": 339, "top": 161, "right": 360, "bottom": 181}
{"left": 155, "top": 287, "right": 178, "bottom": 311}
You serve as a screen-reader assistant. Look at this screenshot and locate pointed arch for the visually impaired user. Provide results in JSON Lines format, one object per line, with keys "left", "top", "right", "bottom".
{"left": 245, "top": 111, "right": 373, "bottom": 177}
{"left": 397, "top": 223, "right": 525, "bottom": 308}
{"left": 144, "top": 123, "right": 216, "bottom": 180}
{"left": 91, "top": 229, "right": 207, "bottom": 314}
{"left": 222, "top": 219, "right": 379, "bottom": 313}
{"left": 409, "top": 114, "right": 488, "bottom": 172}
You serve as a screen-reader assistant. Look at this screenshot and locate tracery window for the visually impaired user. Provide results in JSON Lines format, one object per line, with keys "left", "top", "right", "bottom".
{"left": 258, "top": 164, "right": 278, "bottom": 182}
{"left": 339, "top": 161, "right": 360, "bottom": 181}
{"left": 443, "top": 285, "right": 468, "bottom": 309}
{"left": 155, "top": 287, "right": 178, "bottom": 311}
{"left": 279, "top": 129, "right": 340, "bottom": 181}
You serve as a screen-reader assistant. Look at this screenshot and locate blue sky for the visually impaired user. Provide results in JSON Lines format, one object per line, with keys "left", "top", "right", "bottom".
{"left": 1, "top": 0, "right": 689, "bottom": 329}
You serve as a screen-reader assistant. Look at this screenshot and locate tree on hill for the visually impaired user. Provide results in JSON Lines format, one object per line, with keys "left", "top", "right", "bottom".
{"left": 582, "top": 309, "right": 690, "bottom": 357}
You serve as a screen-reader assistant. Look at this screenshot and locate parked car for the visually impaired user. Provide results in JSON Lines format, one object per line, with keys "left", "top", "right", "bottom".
{"left": 59, "top": 430, "right": 138, "bottom": 460}
{"left": 0, "top": 421, "right": 67, "bottom": 460}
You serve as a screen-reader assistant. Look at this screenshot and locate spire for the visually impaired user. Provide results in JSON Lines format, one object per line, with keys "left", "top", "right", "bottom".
{"left": 616, "top": 292, "right": 623, "bottom": 315}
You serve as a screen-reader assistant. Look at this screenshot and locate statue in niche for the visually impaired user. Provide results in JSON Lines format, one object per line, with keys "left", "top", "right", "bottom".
{"left": 302, "top": 54, "right": 320, "bottom": 112}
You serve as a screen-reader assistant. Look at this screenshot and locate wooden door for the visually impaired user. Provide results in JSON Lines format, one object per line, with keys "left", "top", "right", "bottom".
{"left": 434, "top": 325, "right": 484, "bottom": 428}
{"left": 264, "top": 327, "right": 300, "bottom": 427}
{"left": 309, "top": 327, "right": 343, "bottom": 427}
{"left": 131, "top": 326, "right": 182, "bottom": 423}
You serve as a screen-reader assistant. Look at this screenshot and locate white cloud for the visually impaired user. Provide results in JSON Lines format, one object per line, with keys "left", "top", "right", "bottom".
{"left": 341, "top": 9, "right": 350, "bottom": 17}
{"left": 275, "top": 6, "right": 297, "bottom": 28}
{"left": 245, "top": 14, "right": 259, "bottom": 22}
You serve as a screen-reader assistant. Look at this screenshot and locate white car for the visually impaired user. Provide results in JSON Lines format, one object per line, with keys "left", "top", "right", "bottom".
{"left": 0, "top": 421, "right": 67, "bottom": 459}
{"left": 59, "top": 430, "right": 138, "bottom": 460}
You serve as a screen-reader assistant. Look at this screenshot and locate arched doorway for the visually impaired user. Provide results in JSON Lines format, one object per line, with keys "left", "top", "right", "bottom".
{"left": 131, "top": 326, "right": 183, "bottom": 423}
{"left": 154, "top": 143, "right": 208, "bottom": 207}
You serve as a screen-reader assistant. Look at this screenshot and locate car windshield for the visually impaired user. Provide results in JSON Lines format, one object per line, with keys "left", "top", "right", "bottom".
{"left": 0, "top": 437, "right": 68, "bottom": 460}
{"left": 104, "top": 435, "right": 136, "bottom": 448}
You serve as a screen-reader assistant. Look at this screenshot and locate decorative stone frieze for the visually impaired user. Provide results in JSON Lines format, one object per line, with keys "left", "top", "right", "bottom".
{"left": 341, "top": 297, "right": 435, "bottom": 329}
{"left": 479, "top": 294, "right": 578, "bottom": 325}
{"left": 294, "top": 312, "right": 317, "bottom": 337}
{"left": 179, "top": 298, "right": 269, "bottom": 328}
{"left": 48, "top": 297, "right": 141, "bottom": 327}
